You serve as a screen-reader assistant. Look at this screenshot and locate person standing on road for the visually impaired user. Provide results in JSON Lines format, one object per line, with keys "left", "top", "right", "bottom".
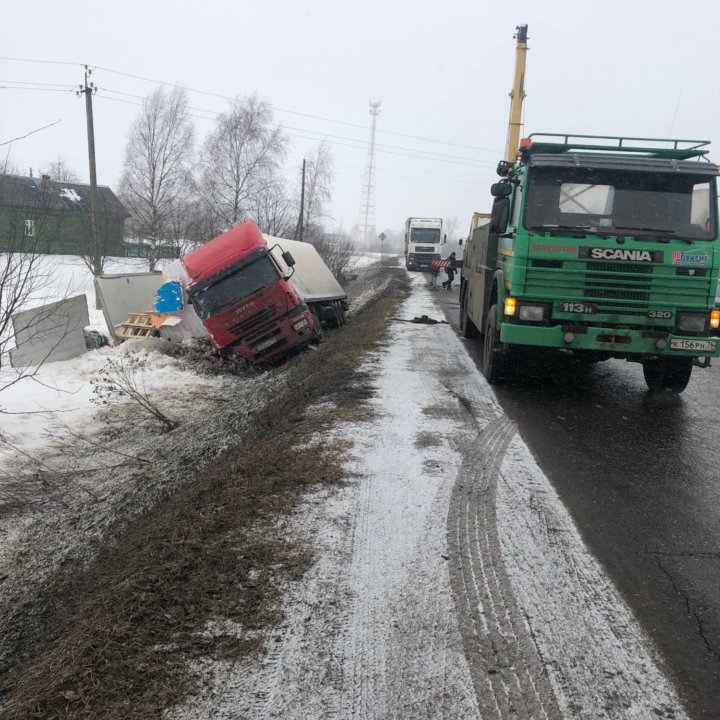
{"left": 442, "top": 252, "right": 457, "bottom": 290}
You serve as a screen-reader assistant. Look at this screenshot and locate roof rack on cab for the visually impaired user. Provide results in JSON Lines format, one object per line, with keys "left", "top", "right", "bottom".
{"left": 522, "top": 133, "right": 711, "bottom": 161}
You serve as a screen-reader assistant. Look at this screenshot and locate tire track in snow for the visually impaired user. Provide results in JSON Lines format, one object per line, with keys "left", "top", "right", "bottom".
{"left": 496, "top": 438, "right": 688, "bottom": 719}
{"left": 334, "top": 296, "right": 480, "bottom": 720}
{"left": 447, "top": 411, "right": 561, "bottom": 720}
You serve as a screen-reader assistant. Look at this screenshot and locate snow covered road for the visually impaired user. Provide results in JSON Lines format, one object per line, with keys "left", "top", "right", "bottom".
{"left": 173, "top": 273, "right": 687, "bottom": 719}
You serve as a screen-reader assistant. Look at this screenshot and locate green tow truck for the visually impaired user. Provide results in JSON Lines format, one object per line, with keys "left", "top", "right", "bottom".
{"left": 460, "top": 134, "right": 720, "bottom": 393}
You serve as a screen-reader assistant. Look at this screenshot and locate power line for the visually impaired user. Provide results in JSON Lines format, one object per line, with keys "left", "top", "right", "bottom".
{"left": 99, "top": 84, "right": 493, "bottom": 164}
{"left": 0, "top": 79, "right": 76, "bottom": 88}
{"left": 1, "top": 85, "right": 75, "bottom": 93}
{"left": 94, "top": 92, "right": 491, "bottom": 168}
{"left": 0, "top": 56, "right": 82, "bottom": 67}
{"left": 0, "top": 119, "right": 62, "bottom": 147}
{"left": 0, "top": 56, "right": 500, "bottom": 154}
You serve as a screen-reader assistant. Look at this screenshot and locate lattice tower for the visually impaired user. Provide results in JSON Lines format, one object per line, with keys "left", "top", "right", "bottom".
{"left": 358, "top": 101, "right": 381, "bottom": 246}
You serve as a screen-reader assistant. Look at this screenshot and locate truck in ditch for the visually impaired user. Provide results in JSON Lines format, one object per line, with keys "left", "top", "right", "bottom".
{"left": 183, "top": 221, "right": 348, "bottom": 365}
{"left": 459, "top": 134, "right": 720, "bottom": 393}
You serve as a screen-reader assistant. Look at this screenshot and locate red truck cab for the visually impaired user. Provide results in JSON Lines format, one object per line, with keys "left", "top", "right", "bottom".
{"left": 183, "top": 222, "right": 318, "bottom": 364}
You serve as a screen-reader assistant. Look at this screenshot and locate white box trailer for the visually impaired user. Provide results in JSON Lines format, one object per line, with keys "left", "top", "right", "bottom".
{"left": 265, "top": 235, "right": 348, "bottom": 327}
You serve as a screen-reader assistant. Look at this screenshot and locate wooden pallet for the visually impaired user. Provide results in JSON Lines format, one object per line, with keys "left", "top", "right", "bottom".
{"left": 116, "top": 311, "right": 158, "bottom": 340}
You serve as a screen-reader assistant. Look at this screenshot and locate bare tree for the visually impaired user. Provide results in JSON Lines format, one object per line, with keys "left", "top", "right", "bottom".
{"left": 0, "top": 173, "right": 64, "bottom": 409}
{"left": 199, "top": 95, "right": 287, "bottom": 230}
{"left": 2, "top": 157, "right": 20, "bottom": 176}
{"left": 249, "top": 180, "right": 296, "bottom": 238}
{"left": 44, "top": 158, "right": 80, "bottom": 183}
{"left": 118, "top": 87, "right": 195, "bottom": 270}
{"left": 443, "top": 216, "right": 460, "bottom": 246}
{"left": 302, "top": 142, "right": 333, "bottom": 240}
{"left": 310, "top": 230, "right": 356, "bottom": 283}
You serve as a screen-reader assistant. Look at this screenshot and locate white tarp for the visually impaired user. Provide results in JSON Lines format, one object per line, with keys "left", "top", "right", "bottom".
{"left": 9, "top": 294, "right": 89, "bottom": 368}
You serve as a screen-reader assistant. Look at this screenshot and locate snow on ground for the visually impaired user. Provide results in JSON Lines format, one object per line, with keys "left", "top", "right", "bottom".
{"left": 0, "top": 341, "right": 219, "bottom": 456}
{"left": 171, "top": 273, "right": 687, "bottom": 719}
{"left": 6, "top": 254, "right": 159, "bottom": 336}
{"left": 0, "top": 255, "right": 170, "bottom": 453}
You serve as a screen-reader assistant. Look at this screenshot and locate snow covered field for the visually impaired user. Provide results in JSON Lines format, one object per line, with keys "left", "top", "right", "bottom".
{"left": 0, "top": 255, "right": 167, "bottom": 453}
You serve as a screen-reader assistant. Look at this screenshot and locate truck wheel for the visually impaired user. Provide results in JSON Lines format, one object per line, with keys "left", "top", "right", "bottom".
{"left": 482, "top": 304, "right": 508, "bottom": 383}
{"left": 311, "top": 310, "right": 324, "bottom": 342}
{"left": 334, "top": 300, "right": 345, "bottom": 327}
{"left": 460, "top": 285, "right": 479, "bottom": 339}
{"left": 642, "top": 358, "right": 692, "bottom": 393}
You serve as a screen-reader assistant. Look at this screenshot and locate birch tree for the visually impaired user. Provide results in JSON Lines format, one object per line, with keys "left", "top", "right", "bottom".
{"left": 118, "top": 87, "right": 194, "bottom": 269}
{"left": 249, "top": 180, "right": 296, "bottom": 238}
{"left": 198, "top": 95, "right": 287, "bottom": 229}
{"left": 302, "top": 142, "right": 333, "bottom": 240}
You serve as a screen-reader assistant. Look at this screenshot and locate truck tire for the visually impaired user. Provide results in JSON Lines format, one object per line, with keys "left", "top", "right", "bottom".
{"left": 642, "top": 358, "right": 692, "bottom": 393}
{"left": 311, "top": 310, "right": 324, "bottom": 342}
{"left": 333, "top": 300, "right": 345, "bottom": 327}
{"left": 460, "top": 285, "right": 480, "bottom": 339}
{"left": 482, "top": 304, "right": 508, "bottom": 383}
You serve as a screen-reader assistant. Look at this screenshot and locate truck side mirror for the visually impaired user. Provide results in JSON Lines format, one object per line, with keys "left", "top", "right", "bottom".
{"left": 491, "top": 197, "right": 510, "bottom": 234}
{"left": 458, "top": 238, "right": 463, "bottom": 246}
{"left": 496, "top": 160, "right": 513, "bottom": 177}
{"left": 282, "top": 251, "right": 296, "bottom": 267}
{"left": 490, "top": 181, "right": 513, "bottom": 198}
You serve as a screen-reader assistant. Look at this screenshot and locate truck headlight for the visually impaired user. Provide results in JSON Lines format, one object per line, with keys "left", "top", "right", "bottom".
{"left": 292, "top": 318, "right": 309, "bottom": 331}
{"left": 518, "top": 304, "right": 547, "bottom": 322}
{"left": 710, "top": 309, "right": 720, "bottom": 330}
{"left": 676, "top": 313, "right": 707, "bottom": 334}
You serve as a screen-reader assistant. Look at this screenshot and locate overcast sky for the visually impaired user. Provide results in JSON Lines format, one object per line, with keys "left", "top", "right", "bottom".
{"left": 2, "top": 0, "right": 719, "bottom": 239}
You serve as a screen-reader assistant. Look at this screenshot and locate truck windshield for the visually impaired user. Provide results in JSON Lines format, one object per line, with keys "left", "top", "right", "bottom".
{"left": 190, "top": 255, "right": 280, "bottom": 319}
{"left": 410, "top": 228, "right": 441, "bottom": 244}
{"left": 524, "top": 168, "right": 717, "bottom": 241}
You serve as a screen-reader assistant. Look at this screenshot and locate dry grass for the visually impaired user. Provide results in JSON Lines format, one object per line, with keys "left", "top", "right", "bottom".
{"left": 0, "top": 267, "right": 409, "bottom": 720}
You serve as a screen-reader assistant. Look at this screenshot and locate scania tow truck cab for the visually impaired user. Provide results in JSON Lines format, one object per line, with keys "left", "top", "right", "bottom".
{"left": 460, "top": 134, "right": 720, "bottom": 393}
{"left": 184, "top": 222, "right": 319, "bottom": 364}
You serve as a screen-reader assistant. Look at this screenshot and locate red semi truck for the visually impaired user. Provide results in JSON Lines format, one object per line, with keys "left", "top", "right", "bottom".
{"left": 183, "top": 221, "right": 347, "bottom": 365}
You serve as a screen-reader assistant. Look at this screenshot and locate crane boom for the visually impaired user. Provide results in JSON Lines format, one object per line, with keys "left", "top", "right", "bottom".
{"left": 506, "top": 24, "right": 529, "bottom": 163}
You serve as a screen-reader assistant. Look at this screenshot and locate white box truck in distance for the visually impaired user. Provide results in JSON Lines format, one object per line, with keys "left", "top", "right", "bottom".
{"left": 404, "top": 217, "right": 443, "bottom": 271}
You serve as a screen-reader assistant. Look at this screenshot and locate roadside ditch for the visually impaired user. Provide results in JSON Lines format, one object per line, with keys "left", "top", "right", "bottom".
{"left": 0, "top": 262, "right": 408, "bottom": 720}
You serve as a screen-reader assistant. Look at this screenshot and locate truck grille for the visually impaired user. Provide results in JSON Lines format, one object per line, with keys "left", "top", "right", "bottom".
{"left": 586, "top": 261, "right": 653, "bottom": 275}
{"left": 583, "top": 262, "right": 652, "bottom": 304}
{"left": 228, "top": 305, "right": 276, "bottom": 337}
{"left": 525, "top": 259, "right": 713, "bottom": 319}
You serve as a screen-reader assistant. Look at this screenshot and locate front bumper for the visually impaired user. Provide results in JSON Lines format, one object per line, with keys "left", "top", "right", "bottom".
{"left": 229, "top": 308, "right": 318, "bottom": 364}
{"left": 500, "top": 323, "right": 720, "bottom": 357}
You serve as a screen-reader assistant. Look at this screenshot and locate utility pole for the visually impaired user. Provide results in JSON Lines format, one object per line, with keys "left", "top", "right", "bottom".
{"left": 294, "top": 158, "right": 306, "bottom": 242}
{"left": 359, "top": 101, "right": 381, "bottom": 247}
{"left": 77, "top": 65, "right": 102, "bottom": 281}
{"left": 506, "top": 24, "right": 529, "bottom": 163}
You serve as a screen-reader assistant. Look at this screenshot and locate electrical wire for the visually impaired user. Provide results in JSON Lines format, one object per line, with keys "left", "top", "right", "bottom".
{"left": 0, "top": 119, "right": 62, "bottom": 146}
{"left": 94, "top": 92, "right": 492, "bottom": 169}
{"left": 1, "top": 85, "right": 75, "bottom": 93}
{"left": 96, "top": 86, "right": 495, "bottom": 166}
{"left": 0, "top": 56, "right": 500, "bottom": 154}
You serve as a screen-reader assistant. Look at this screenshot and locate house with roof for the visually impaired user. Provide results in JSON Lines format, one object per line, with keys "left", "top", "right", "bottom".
{"left": 0, "top": 173, "right": 130, "bottom": 256}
